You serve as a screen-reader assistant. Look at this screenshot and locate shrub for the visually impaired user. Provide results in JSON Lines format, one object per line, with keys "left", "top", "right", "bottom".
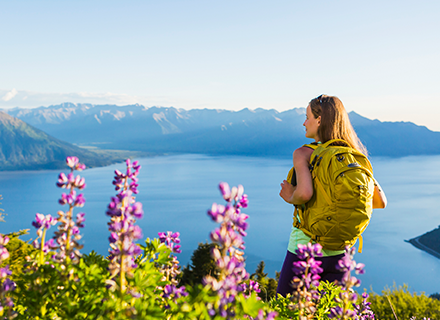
{"left": 369, "top": 284, "right": 440, "bottom": 320}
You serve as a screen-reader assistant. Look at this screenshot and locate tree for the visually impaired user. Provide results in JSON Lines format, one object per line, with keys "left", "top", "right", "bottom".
{"left": 250, "top": 261, "right": 278, "bottom": 301}
{"left": 179, "top": 242, "right": 220, "bottom": 286}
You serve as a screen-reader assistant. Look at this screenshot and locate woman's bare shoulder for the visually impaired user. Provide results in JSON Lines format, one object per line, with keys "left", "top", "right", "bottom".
{"left": 293, "top": 146, "right": 315, "bottom": 159}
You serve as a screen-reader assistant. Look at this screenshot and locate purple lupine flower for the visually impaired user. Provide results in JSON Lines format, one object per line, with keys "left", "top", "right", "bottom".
{"left": 241, "top": 280, "right": 261, "bottom": 299}
{"left": 204, "top": 182, "right": 254, "bottom": 319}
{"left": 289, "top": 242, "right": 324, "bottom": 318}
{"left": 208, "top": 203, "right": 226, "bottom": 223}
{"left": 74, "top": 193, "right": 86, "bottom": 207}
{"left": 107, "top": 159, "right": 144, "bottom": 294}
{"left": 66, "top": 156, "right": 86, "bottom": 171}
{"left": 295, "top": 242, "right": 323, "bottom": 260}
{"left": 106, "top": 196, "right": 122, "bottom": 217}
{"left": 163, "top": 284, "right": 188, "bottom": 300}
{"left": 292, "top": 257, "right": 322, "bottom": 290}
{"left": 0, "top": 267, "right": 11, "bottom": 279}
{"left": 32, "top": 213, "right": 56, "bottom": 230}
{"left": 0, "top": 247, "right": 9, "bottom": 261}
{"left": 76, "top": 212, "right": 86, "bottom": 228}
{"left": 109, "top": 232, "right": 119, "bottom": 243}
{"left": 66, "top": 156, "right": 79, "bottom": 169}
{"left": 336, "top": 246, "right": 364, "bottom": 287}
{"left": 43, "top": 239, "right": 56, "bottom": 253}
{"left": 292, "top": 260, "right": 308, "bottom": 274}
{"left": 0, "top": 235, "right": 8, "bottom": 247}
{"left": 52, "top": 157, "right": 87, "bottom": 264}
{"left": 303, "top": 272, "right": 321, "bottom": 289}
{"left": 57, "top": 172, "right": 86, "bottom": 189}
{"left": 56, "top": 172, "right": 68, "bottom": 188}
{"left": 252, "top": 310, "right": 278, "bottom": 320}
{"left": 308, "top": 257, "right": 324, "bottom": 274}
{"left": 2, "top": 278, "right": 15, "bottom": 292}
{"left": 0, "top": 235, "right": 9, "bottom": 265}
{"left": 355, "top": 262, "right": 366, "bottom": 275}
{"left": 329, "top": 305, "right": 357, "bottom": 319}
{"left": 219, "top": 182, "right": 231, "bottom": 201}
{"left": 337, "top": 253, "right": 356, "bottom": 272}
{"left": 238, "top": 194, "right": 248, "bottom": 208}
{"left": 0, "top": 247, "right": 15, "bottom": 312}
{"left": 157, "top": 230, "right": 185, "bottom": 302}
{"left": 127, "top": 202, "right": 143, "bottom": 219}
{"left": 31, "top": 213, "right": 58, "bottom": 262}
{"left": 158, "top": 231, "right": 182, "bottom": 254}
{"left": 353, "top": 292, "right": 375, "bottom": 319}
{"left": 330, "top": 246, "right": 367, "bottom": 319}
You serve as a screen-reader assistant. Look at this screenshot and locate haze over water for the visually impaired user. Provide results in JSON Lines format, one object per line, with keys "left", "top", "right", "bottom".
{"left": 1, "top": 154, "right": 439, "bottom": 295}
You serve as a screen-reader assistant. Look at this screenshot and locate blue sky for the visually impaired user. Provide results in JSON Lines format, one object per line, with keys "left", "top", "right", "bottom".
{"left": 1, "top": 0, "right": 439, "bottom": 130}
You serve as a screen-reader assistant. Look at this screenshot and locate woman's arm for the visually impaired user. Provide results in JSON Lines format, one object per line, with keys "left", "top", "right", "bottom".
{"left": 373, "top": 179, "right": 387, "bottom": 209}
{"left": 280, "top": 147, "right": 314, "bottom": 205}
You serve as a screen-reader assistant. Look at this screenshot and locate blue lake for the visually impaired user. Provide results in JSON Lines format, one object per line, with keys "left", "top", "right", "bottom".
{"left": 0, "top": 154, "right": 439, "bottom": 295}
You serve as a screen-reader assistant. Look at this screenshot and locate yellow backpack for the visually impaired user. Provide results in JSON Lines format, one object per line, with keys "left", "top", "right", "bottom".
{"left": 289, "top": 139, "right": 375, "bottom": 253}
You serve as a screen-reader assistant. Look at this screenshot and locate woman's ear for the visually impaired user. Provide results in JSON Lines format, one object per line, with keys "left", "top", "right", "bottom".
{"left": 317, "top": 116, "right": 321, "bottom": 126}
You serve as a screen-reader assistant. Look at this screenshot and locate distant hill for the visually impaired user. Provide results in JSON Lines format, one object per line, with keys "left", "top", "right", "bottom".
{"left": 406, "top": 226, "right": 440, "bottom": 260}
{"left": 349, "top": 112, "right": 440, "bottom": 157}
{"left": 0, "top": 111, "right": 129, "bottom": 170}
{"left": 4, "top": 103, "right": 440, "bottom": 158}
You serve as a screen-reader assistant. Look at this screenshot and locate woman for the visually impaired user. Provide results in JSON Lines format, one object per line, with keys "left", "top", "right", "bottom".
{"left": 276, "top": 94, "right": 387, "bottom": 297}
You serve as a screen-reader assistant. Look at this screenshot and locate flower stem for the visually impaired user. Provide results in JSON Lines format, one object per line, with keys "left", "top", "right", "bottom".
{"left": 39, "top": 229, "right": 47, "bottom": 266}
{"left": 65, "top": 206, "right": 73, "bottom": 254}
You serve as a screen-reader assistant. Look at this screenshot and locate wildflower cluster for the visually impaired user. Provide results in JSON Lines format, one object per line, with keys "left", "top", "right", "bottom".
{"left": 53, "top": 156, "right": 87, "bottom": 264}
{"left": 31, "top": 213, "right": 57, "bottom": 265}
{"left": 205, "top": 182, "right": 275, "bottom": 320}
{"left": 158, "top": 231, "right": 188, "bottom": 306}
{"left": 241, "top": 280, "right": 261, "bottom": 299}
{"left": 158, "top": 231, "right": 182, "bottom": 286}
{"left": 204, "top": 183, "right": 249, "bottom": 318}
{"left": 290, "top": 243, "right": 324, "bottom": 319}
{"left": 329, "top": 246, "right": 369, "bottom": 319}
{"left": 353, "top": 292, "right": 375, "bottom": 320}
{"left": 106, "top": 159, "right": 143, "bottom": 293}
{"left": 0, "top": 235, "right": 14, "bottom": 316}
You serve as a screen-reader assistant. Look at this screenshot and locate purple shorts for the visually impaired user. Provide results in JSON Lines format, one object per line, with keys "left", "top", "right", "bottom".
{"left": 276, "top": 250, "right": 346, "bottom": 297}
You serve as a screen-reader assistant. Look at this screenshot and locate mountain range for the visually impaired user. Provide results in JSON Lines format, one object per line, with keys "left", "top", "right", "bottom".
{"left": 1, "top": 102, "right": 440, "bottom": 170}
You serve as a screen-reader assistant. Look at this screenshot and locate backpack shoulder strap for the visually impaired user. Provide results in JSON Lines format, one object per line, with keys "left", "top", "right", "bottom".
{"left": 321, "top": 139, "right": 352, "bottom": 149}
{"left": 287, "top": 143, "right": 319, "bottom": 185}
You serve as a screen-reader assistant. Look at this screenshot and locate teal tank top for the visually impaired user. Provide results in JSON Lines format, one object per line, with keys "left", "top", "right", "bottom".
{"left": 287, "top": 226, "right": 345, "bottom": 257}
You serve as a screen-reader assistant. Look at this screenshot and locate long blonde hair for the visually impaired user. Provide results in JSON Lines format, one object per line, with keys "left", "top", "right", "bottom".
{"left": 310, "top": 94, "right": 368, "bottom": 155}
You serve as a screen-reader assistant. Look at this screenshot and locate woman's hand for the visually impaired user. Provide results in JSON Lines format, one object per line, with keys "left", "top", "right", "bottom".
{"left": 280, "top": 180, "right": 295, "bottom": 204}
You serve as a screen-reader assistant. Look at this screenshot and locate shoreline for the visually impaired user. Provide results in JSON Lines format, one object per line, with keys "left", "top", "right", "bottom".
{"left": 406, "top": 226, "right": 440, "bottom": 259}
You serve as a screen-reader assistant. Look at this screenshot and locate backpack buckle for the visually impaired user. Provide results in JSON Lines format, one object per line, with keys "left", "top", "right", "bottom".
{"left": 348, "top": 162, "right": 360, "bottom": 168}
{"left": 309, "top": 155, "right": 319, "bottom": 171}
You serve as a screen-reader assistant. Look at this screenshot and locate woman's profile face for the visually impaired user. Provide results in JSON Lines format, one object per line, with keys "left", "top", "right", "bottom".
{"left": 303, "top": 105, "right": 320, "bottom": 141}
